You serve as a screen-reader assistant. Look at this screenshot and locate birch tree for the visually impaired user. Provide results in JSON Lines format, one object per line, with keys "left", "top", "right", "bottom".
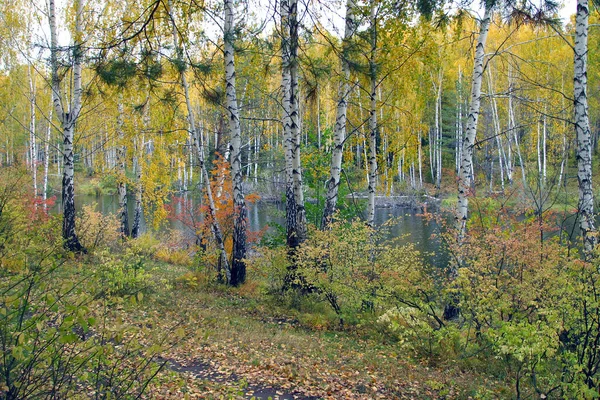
{"left": 42, "top": 107, "right": 52, "bottom": 212}
{"left": 455, "top": 5, "right": 492, "bottom": 243}
{"left": 49, "top": 0, "right": 86, "bottom": 252}
{"left": 28, "top": 66, "right": 38, "bottom": 203}
{"left": 224, "top": 0, "right": 248, "bottom": 285}
{"left": 366, "top": 0, "right": 378, "bottom": 227}
{"left": 322, "top": 0, "right": 356, "bottom": 228}
{"left": 116, "top": 98, "right": 129, "bottom": 237}
{"left": 282, "top": 0, "right": 306, "bottom": 249}
{"left": 574, "top": 0, "right": 596, "bottom": 254}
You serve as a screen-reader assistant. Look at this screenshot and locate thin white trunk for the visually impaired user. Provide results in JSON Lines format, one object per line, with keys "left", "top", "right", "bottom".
{"left": 224, "top": 0, "right": 248, "bottom": 285}
{"left": 487, "top": 69, "right": 504, "bottom": 190}
{"left": 50, "top": 0, "right": 85, "bottom": 252}
{"left": 254, "top": 134, "right": 259, "bottom": 184}
{"left": 456, "top": 68, "right": 462, "bottom": 175}
{"left": 282, "top": 0, "right": 306, "bottom": 247}
{"left": 29, "top": 66, "right": 38, "bottom": 202}
{"left": 116, "top": 99, "right": 129, "bottom": 236}
{"left": 435, "top": 71, "right": 443, "bottom": 189}
{"left": 574, "top": 0, "right": 596, "bottom": 254}
{"left": 43, "top": 107, "right": 52, "bottom": 211}
{"left": 428, "top": 128, "right": 434, "bottom": 185}
{"left": 542, "top": 112, "right": 547, "bottom": 184}
{"left": 456, "top": 6, "right": 492, "bottom": 243}
{"left": 418, "top": 130, "right": 423, "bottom": 188}
{"left": 508, "top": 70, "right": 526, "bottom": 189}
{"left": 536, "top": 113, "right": 542, "bottom": 177}
{"left": 367, "top": 0, "right": 378, "bottom": 227}
{"left": 558, "top": 134, "right": 567, "bottom": 187}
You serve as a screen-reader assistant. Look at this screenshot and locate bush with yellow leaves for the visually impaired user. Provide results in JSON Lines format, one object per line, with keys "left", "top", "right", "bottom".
{"left": 293, "top": 218, "right": 429, "bottom": 325}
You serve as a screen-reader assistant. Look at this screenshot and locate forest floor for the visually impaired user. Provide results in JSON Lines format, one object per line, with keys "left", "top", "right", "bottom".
{"left": 112, "top": 261, "right": 511, "bottom": 399}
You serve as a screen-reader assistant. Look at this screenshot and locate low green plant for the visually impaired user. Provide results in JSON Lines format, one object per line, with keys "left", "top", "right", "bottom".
{"left": 293, "top": 218, "right": 426, "bottom": 326}
{"left": 95, "top": 246, "right": 150, "bottom": 298}
{"left": 76, "top": 204, "right": 121, "bottom": 252}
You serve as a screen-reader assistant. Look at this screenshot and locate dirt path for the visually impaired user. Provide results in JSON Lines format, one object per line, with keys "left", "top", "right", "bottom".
{"left": 163, "top": 357, "right": 320, "bottom": 400}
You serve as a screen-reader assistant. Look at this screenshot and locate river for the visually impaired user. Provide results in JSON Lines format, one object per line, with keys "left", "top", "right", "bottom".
{"left": 52, "top": 193, "right": 450, "bottom": 267}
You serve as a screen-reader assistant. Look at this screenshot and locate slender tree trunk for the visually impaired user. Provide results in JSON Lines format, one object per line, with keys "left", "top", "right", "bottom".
{"left": 456, "top": 68, "right": 462, "bottom": 175}
{"left": 542, "top": 112, "right": 547, "bottom": 184}
{"left": 488, "top": 70, "right": 504, "bottom": 190}
{"left": 355, "top": 83, "right": 370, "bottom": 187}
{"left": 508, "top": 68, "right": 527, "bottom": 189}
{"left": 282, "top": 0, "right": 306, "bottom": 248}
{"left": 434, "top": 70, "right": 443, "bottom": 189}
{"left": 418, "top": 130, "right": 423, "bottom": 188}
{"left": 116, "top": 99, "right": 129, "bottom": 237}
{"left": 322, "top": 0, "right": 355, "bottom": 228}
{"left": 367, "top": 0, "right": 378, "bottom": 227}
{"left": 429, "top": 128, "right": 434, "bottom": 185}
{"left": 43, "top": 107, "right": 51, "bottom": 212}
{"left": 455, "top": 5, "right": 492, "bottom": 244}
{"left": 50, "top": 0, "right": 85, "bottom": 253}
{"left": 224, "top": 0, "right": 247, "bottom": 286}
{"left": 574, "top": 0, "right": 596, "bottom": 254}
{"left": 537, "top": 113, "right": 542, "bottom": 179}
{"left": 558, "top": 134, "right": 567, "bottom": 187}
{"left": 131, "top": 129, "right": 145, "bottom": 238}
{"left": 254, "top": 134, "right": 259, "bottom": 184}
{"left": 28, "top": 66, "right": 38, "bottom": 203}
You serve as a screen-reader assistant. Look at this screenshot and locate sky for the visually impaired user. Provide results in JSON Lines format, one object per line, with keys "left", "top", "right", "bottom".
{"left": 43, "top": 0, "right": 581, "bottom": 51}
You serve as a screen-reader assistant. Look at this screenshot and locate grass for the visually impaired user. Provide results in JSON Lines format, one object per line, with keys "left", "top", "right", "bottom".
{"left": 96, "top": 258, "right": 512, "bottom": 399}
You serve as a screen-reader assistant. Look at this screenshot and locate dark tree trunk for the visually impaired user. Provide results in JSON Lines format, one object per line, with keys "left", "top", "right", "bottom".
{"left": 62, "top": 125, "right": 85, "bottom": 253}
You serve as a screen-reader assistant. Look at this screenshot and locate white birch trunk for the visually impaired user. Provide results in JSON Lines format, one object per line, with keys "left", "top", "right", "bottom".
{"left": 254, "top": 134, "right": 259, "bottom": 184}
{"left": 224, "top": 0, "right": 248, "bottom": 285}
{"left": 487, "top": 70, "right": 504, "bottom": 190}
{"left": 456, "top": 6, "right": 492, "bottom": 243}
{"left": 434, "top": 70, "right": 443, "bottom": 189}
{"left": 558, "top": 134, "right": 567, "bottom": 188}
{"left": 282, "top": 0, "right": 306, "bottom": 248}
{"left": 116, "top": 99, "right": 129, "bottom": 236}
{"left": 366, "top": 0, "right": 378, "bottom": 227}
{"left": 50, "top": 0, "right": 85, "bottom": 252}
{"left": 28, "top": 67, "right": 38, "bottom": 202}
{"left": 43, "top": 107, "right": 52, "bottom": 212}
{"left": 542, "top": 112, "right": 547, "bottom": 184}
{"left": 418, "top": 130, "right": 423, "bottom": 188}
{"left": 574, "top": 0, "right": 596, "bottom": 254}
{"left": 322, "top": 0, "right": 355, "bottom": 228}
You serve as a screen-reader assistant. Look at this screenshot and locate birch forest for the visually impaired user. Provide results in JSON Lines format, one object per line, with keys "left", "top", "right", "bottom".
{"left": 3, "top": 0, "right": 600, "bottom": 397}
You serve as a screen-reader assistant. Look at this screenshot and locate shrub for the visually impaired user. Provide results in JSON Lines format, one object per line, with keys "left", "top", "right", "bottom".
{"left": 447, "top": 214, "right": 600, "bottom": 397}
{"left": 293, "top": 218, "right": 426, "bottom": 325}
{"left": 129, "top": 233, "right": 161, "bottom": 258}
{"left": 95, "top": 247, "right": 150, "bottom": 298}
{"left": 76, "top": 204, "right": 121, "bottom": 252}
{"left": 246, "top": 246, "right": 289, "bottom": 295}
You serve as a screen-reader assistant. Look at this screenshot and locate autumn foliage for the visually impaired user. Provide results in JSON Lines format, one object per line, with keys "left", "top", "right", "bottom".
{"left": 165, "top": 155, "right": 265, "bottom": 270}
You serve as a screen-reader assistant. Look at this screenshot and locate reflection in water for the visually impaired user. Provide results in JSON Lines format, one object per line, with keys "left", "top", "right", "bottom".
{"left": 54, "top": 194, "right": 449, "bottom": 267}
